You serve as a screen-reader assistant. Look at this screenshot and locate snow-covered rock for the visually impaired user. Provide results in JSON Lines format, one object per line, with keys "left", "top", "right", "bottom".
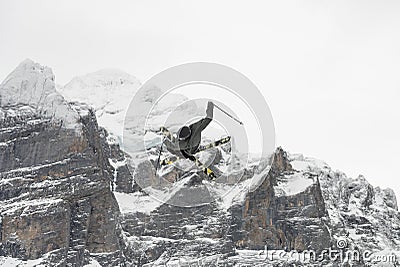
{"left": 0, "top": 59, "right": 79, "bottom": 130}
{"left": 0, "top": 61, "right": 123, "bottom": 266}
{"left": 59, "top": 69, "right": 141, "bottom": 142}
{"left": 288, "top": 152, "right": 400, "bottom": 265}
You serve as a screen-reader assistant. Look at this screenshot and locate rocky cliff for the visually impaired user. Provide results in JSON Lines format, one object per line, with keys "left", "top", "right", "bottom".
{"left": 0, "top": 60, "right": 123, "bottom": 266}
{"left": 230, "top": 148, "right": 331, "bottom": 251}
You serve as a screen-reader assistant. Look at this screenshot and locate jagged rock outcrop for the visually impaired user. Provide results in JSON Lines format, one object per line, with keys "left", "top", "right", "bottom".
{"left": 316, "top": 163, "right": 400, "bottom": 265}
{"left": 230, "top": 147, "right": 331, "bottom": 251}
{"left": 0, "top": 60, "right": 123, "bottom": 266}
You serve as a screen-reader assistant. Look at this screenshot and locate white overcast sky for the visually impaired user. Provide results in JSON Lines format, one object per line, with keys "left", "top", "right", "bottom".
{"left": 1, "top": 0, "right": 399, "bottom": 203}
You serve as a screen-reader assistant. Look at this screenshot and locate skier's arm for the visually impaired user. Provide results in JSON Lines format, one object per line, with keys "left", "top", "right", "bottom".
{"left": 205, "top": 101, "right": 214, "bottom": 120}
{"left": 191, "top": 101, "right": 214, "bottom": 133}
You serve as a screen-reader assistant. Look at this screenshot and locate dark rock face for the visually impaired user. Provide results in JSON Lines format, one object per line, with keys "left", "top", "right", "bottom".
{"left": 121, "top": 201, "right": 234, "bottom": 265}
{"left": 100, "top": 128, "right": 134, "bottom": 193}
{"left": 230, "top": 147, "right": 331, "bottom": 251}
{"left": 0, "top": 106, "right": 123, "bottom": 266}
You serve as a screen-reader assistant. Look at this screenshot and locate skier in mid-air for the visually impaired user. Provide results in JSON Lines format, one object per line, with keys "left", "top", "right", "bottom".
{"left": 165, "top": 101, "right": 214, "bottom": 159}
{"left": 151, "top": 101, "right": 238, "bottom": 179}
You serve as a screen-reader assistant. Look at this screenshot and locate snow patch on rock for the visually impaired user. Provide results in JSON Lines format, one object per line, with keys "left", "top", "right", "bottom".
{"left": 114, "top": 191, "right": 163, "bottom": 215}
{"left": 275, "top": 172, "right": 315, "bottom": 196}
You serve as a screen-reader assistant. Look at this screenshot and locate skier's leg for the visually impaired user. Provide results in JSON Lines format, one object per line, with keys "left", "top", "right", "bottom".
{"left": 181, "top": 151, "right": 216, "bottom": 179}
{"left": 193, "top": 157, "right": 216, "bottom": 179}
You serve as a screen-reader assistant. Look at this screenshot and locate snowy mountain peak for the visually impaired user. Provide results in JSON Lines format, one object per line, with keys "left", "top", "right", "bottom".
{"left": 0, "top": 58, "right": 54, "bottom": 107}
{"left": 59, "top": 69, "right": 198, "bottom": 149}
{"left": 0, "top": 59, "right": 79, "bottom": 130}
{"left": 63, "top": 68, "right": 141, "bottom": 91}
{"left": 59, "top": 69, "right": 142, "bottom": 143}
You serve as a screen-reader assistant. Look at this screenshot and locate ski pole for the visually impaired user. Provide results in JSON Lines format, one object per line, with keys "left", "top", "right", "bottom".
{"left": 214, "top": 104, "right": 244, "bottom": 125}
{"left": 155, "top": 137, "right": 165, "bottom": 175}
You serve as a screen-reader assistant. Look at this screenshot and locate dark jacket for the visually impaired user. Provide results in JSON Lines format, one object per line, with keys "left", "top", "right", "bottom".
{"left": 165, "top": 102, "right": 213, "bottom": 157}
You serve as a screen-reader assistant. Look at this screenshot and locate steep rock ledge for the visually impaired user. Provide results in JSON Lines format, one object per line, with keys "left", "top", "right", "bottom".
{"left": 230, "top": 147, "right": 331, "bottom": 251}
{"left": 0, "top": 106, "right": 123, "bottom": 266}
{"left": 0, "top": 60, "right": 124, "bottom": 266}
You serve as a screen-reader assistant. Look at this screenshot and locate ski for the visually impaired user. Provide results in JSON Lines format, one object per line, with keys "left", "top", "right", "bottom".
{"left": 197, "top": 136, "right": 231, "bottom": 152}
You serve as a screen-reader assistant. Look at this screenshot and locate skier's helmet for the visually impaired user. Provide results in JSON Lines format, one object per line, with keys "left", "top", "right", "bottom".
{"left": 178, "top": 126, "right": 191, "bottom": 141}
